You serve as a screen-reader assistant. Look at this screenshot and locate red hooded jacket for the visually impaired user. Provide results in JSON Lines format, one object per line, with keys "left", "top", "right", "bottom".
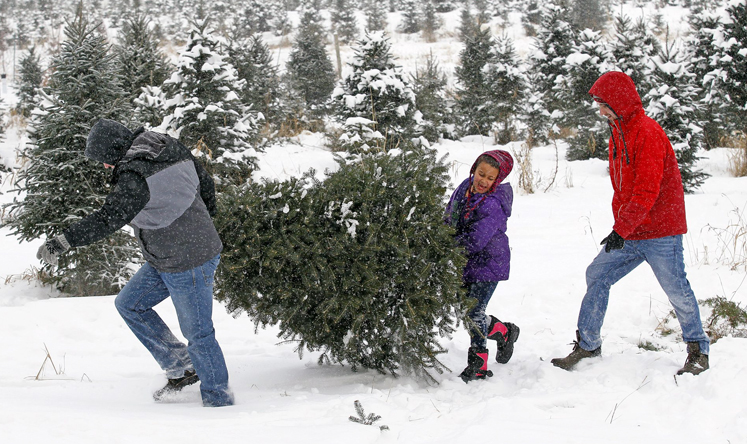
{"left": 588, "top": 71, "right": 687, "bottom": 240}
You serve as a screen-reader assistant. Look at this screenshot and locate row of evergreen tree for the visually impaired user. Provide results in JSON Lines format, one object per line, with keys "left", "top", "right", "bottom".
{"left": 1, "top": 0, "right": 746, "bottom": 380}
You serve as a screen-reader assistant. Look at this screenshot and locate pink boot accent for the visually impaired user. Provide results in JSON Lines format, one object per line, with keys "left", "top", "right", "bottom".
{"left": 488, "top": 321, "right": 508, "bottom": 339}
{"left": 477, "top": 352, "right": 489, "bottom": 371}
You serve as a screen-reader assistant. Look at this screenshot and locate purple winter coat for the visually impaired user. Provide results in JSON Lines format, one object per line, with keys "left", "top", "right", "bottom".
{"left": 444, "top": 150, "right": 513, "bottom": 283}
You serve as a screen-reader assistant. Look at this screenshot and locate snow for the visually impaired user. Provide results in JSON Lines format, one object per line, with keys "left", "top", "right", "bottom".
{"left": 0, "top": 3, "right": 746, "bottom": 444}
{"left": 2, "top": 122, "right": 746, "bottom": 442}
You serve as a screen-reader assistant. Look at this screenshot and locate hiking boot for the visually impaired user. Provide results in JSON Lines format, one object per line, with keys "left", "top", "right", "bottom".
{"left": 153, "top": 369, "right": 199, "bottom": 401}
{"left": 486, "top": 316, "right": 520, "bottom": 364}
{"left": 551, "top": 331, "right": 601, "bottom": 371}
{"left": 676, "top": 342, "right": 709, "bottom": 376}
{"left": 459, "top": 347, "right": 493, "bottom": 383}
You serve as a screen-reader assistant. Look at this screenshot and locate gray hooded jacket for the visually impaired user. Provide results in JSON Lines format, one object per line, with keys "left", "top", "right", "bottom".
{"left": 65, "top": 119, "right": 222, "bottom": 273}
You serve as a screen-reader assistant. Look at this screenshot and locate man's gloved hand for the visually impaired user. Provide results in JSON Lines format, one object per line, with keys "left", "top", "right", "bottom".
{"left": 36, "top": 234, "right": 71, "bottom": 267}
{"left": 599, "top": 230, "right": 625, "bottom": 253}
{"left": 600, "top": 230, "right": 625, "bottom": 253}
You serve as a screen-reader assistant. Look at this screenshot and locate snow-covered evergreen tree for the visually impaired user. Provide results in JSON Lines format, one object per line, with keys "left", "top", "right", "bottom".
{"left": 286, "top": 3, "right": 336, "bottom": 114}
{"left": 646, "top": 34, "right": 709, "bottom": 193}
{"left": 610, "top": 13, "right": 659, "bottom": 97}
{"left": 422, "top": 0, "right": 442, "bottom": 43}
{"left": 399, "top": 0, "right": 421, "bottom": 34}
{"left": 333, "top": 31, "right": 419, "bottom": 152}
{"left": 411, "top": 52, "right": 453, "bottom": 142}
{"left": 557, "top": 28, "right": 613, "bottom": 161}
{"left": 484, "top": 33, "right": 528, "bottom": 144}
{"left": 331, "top": 0, "right": 358, "bottom": 44}
{"left": 114, "top": 14, "right": 172, "bottom": 104}
{"left": 433, "top": 0, "right": 457, "bottom": 13}
{"left": 527, "top": 4, "right": 577, "bottom": 123}
{"left": 161, "top": 19, "right": 259, "bottom": 189}
{"left": 719, "top": 1, "right": 747, "bottom": 135}
{"left": 4, "top": 13, "right": 140, "bottom": 296}
{"left": 522, "top": 71, "right": 553, "bottom": 146}
{"left": 364, "top": 0, "right": 388, "bottom": 32}
{"left": 572, "top": 0, "right": 605, "bottom": 31}
{"left": 229, "top": 34, "right": 281, "bottom": 124}
{"left": 688, "top": 11, "right": 726, "bottom": 149}
{"left": 458, "top": 2, "right": 476, "bottom": 42}
{"left": 15, "top": 46, "right": 43, "bottom": 119}
{"left": 455, "top": 24, "right": 494, "bottom": 136}
{"left": 214, "top": 143, "right": 467, "bottom": 384}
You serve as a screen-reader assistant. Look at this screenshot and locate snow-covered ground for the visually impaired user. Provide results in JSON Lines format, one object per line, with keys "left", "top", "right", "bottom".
{"left": 1, "top": 125, "right": 746, "bottom": 443}
{"left": 1, "top": 3, "right": 746, "bottom": 443}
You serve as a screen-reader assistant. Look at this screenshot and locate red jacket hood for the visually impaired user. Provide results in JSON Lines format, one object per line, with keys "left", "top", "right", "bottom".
{"left": 588, "top": 71, "right": 644, "bottom": 122}
{"left": 469, "top": 149, "right": 514, "bottom": 194}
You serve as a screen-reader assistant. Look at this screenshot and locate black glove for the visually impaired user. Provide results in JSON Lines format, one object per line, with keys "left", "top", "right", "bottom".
{"left": 36, "top": 234, "right": 71, "bottom": 267}
{"left": 600, "top": 230, "right": 625, "bottom": 253}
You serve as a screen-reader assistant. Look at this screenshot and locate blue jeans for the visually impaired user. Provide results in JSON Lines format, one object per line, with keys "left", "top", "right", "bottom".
{"left": 115, "top": 255, "right": 233, "bottom": 407}
{"left": 577, "top": 235, "right": 710, "bottom": 354}
{"left": 466, "top": 281, "right": 499, "bottom": 348}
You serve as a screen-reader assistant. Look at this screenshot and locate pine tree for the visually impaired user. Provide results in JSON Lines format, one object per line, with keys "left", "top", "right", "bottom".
{"left": 114, "top": 14, "right": 172, "bottom": 104}
{"left": 458, "top": 2, "right": 476, "bottom": 42}
{"left": 610, "top": 13, "right": 658, "bottom": 96}
{"left": 572, "top": 0, "right": 605, "bottom": 31}
{"left": 214, "top": 143, "right": 467, "bottom": 384}
{"left": 422, "top": 0, "right": 442, "bottom": 43}
{"left": 522, "top": 71, "right": 552, "bottom": 146}
{"left": 364, "top": 0, "right": 388, "bottom": 32}
{"left": 286, "top": 4, "right": 336, "bottom": 114}
{"left": 3, "top": 13, "right": 140, "bottom": 296}
{"left": 161, "top": 19, "right": 259, "bottom": 189}
{"left": 527, "top": 4, "right": 577, "bottom": 124}
{"left": 411, "top": 52, "right": 453, "bottom": 142}
{"left": 331, "top": 0, "right": 359, "bottom": 44}
{"left": 473, "top": 0, "right": 491, "bottom": 25}
{"left": 646, "top": 33, "right": 709, "bottom": 193}
{"left": 229, "top": 34, "right": 281, "bottom": 124}
{"left": 484, "top": 33, "right": 527, "bottom": 144}
{"left": 333, "top": 31, "right": 418, "bottom": 151}
{"left": 719, "top": 2, "right": 747, "bottom": 135}
{"left": 433, "top": 0, "right": 457, "bottom": 13}
{"left": 558, "top": 29, "right": 612, "bottom": 161}
{"left": 455, "top": 24, "right": 493, "bottom": 136}
{"left": 399, "top": 0, "right": 421, "bottom": 34}
{"left": 687, "top": 11, "right": 726, "bottom": 149}
{"left": 15, "top": 46, "right": 43, "bottom": 119}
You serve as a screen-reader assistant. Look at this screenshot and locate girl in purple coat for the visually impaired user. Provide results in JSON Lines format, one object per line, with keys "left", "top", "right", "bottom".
{"left": 445, "top": 150, "right": 520, "bottom": 383}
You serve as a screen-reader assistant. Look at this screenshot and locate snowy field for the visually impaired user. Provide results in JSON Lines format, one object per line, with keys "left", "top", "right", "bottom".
{"left": 1, "top": 4, "right": 746, "bottom": 444}
{"left": 1, "top": 127, "right": 746, "bottom": 443}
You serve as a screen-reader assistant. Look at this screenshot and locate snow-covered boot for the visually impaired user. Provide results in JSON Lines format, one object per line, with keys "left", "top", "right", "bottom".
{"left": 676, "top": 342, "right": 709, "bottom": 376}
{"left": 153, "top": 369, "right": 199, "bottom": 401}
{"left": 486, "top": 315, "right": 520, "bottom": 364}
{"left": 459, "top": 347, "right": 493, "bottom": 383}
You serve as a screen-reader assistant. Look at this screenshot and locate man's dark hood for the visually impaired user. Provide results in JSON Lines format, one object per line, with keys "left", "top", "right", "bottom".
{"left": 85, "top": 119, "right": 137, "bottom": 165}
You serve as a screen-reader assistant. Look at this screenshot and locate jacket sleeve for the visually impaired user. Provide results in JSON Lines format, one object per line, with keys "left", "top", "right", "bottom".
{"left": 612, "top": 127, "right": 667, "bottom": 239}
{"left": 456, "top": 197, "right": 508, "bottom": 254}
{"left": 63, "top": 171, "right": 150, "bottom": 248}
{"left": 194, "top": 157, "right": 217, "bottom": 217}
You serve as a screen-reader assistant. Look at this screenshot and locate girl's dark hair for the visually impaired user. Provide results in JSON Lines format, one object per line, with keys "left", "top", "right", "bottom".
{"left": 474, "top": 154, "right": 501, "bottom": 172}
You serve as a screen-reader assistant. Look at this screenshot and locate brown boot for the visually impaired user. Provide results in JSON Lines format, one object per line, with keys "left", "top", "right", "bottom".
{"left": 676, "top": 342, "right": 709, "bottom": 375}
{"left": 551, "top": 331, "right": 601, "bottom": 371}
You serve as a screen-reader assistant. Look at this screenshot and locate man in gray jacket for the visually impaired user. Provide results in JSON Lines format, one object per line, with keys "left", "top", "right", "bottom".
{"left": 37, "top": 119, "right": 233, "bottom": 407}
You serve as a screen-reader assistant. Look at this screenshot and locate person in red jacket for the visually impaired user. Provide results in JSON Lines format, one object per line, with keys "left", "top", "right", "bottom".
{"left": 551, "top": 71, "right": 710, "bottom": 375}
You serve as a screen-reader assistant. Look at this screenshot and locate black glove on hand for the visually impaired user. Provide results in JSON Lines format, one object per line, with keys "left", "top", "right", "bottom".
{"left": 36, "top": 234, "right": 71, "bottom": 267}
{"left": 600, "top": 230, "right": 625, "bottom": 253}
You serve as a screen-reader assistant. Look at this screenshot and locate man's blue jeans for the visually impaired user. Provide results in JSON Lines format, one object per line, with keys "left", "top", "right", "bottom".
{"left": 466, "top": 281, "right": 499, "bottom": 348}
{"left": 115, "top": 255, "right": 233, "bottom": 407}
{"left": 577, "top": 235, "right": 710, "bottom": 355}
